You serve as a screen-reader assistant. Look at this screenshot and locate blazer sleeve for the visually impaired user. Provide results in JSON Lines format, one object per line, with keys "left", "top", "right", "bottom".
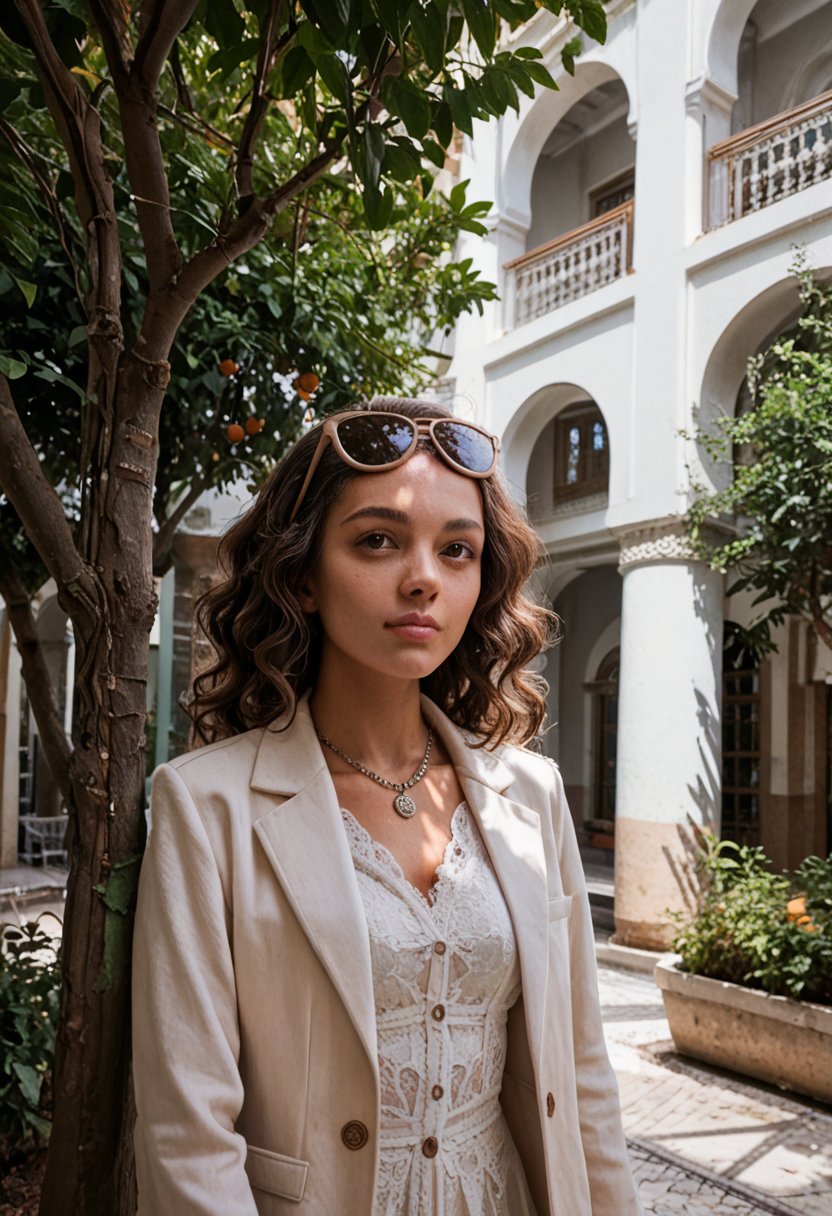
{"left": 132, "top": 763, "right": 258, "bottom": 1216}
{"left": 550, "top": 762, "right": 643, "bottom": 1216}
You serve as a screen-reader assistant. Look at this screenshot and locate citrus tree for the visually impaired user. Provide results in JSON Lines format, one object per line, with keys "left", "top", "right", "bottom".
{"left": 0, "top": 2, "right": 607, "bottom": 1212}
{"left": 688, "top": 258, "right": 832, "bottom": 656}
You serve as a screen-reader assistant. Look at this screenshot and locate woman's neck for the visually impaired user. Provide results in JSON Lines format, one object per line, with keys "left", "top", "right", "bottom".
{"left": 309, "top": 666, "right": 429, "bottom": 775}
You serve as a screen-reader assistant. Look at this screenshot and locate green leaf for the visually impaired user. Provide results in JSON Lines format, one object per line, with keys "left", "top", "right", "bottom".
{"left": 523, "top": 60, "right": 558, "bottom": 90}
{"left": 562, "top": 0, "right": 607, "bottom": 44}
{"left": 295, "top": 22, "right": 350, "bottom": 103}
{"left": 420, "top": 137, "right": 446, "bottom": 168}
{"left": 409, "top": 1, "right": 446, "bottom": 73}
{"left": 12, "top": 1061, "right": 42, "bottom": 1108}
{"left": 561, "top": 34, "right": 582, "bottom": 76}
{"left": 299, "top": 0, "right": 350, "bottom": 45}
{"left": 11, "top": 275, "right": 37, "bottom": 307}
{"left": 462, "top": 0, "right": 496, "bottom": 59}
{"left": 275, "top": 46, "right": 316, "bottom": 98}
{"left": 384, "top": 76, "right": 432, "bottom": 138}
{"left": 202, "top": 0, "right": 247, "bottom": 47}
{"left": 0, "top": 354, "right": 27, "bottom": 379}
{"left": 363, "top": 182, "right": 394, "bottom": 230}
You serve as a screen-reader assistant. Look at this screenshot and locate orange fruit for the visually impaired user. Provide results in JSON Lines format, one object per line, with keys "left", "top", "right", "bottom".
{"left": 297, "top": 389, "right": 312, "bottom": 401}
{"left": 295, "top": 371, "right": 320, "bottom": 394}
{"left": 218, "top": 359, "right": 240, "bottom": 376}
{"left": 211, "top": 451, "right": 220, "bottom": 462}
{"left": 245, "top": 417, "right": 264, "bottom": 436}
{"left": 226, "top": 423, "right": 245, "bottom": 443}
{"left": 786, "top": 895, "right": 806, "bottom": 920}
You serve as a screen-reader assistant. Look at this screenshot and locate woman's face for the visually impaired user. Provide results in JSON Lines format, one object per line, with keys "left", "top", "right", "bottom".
{"left": 299, "top": 451, "right": 484, "bottom": 685}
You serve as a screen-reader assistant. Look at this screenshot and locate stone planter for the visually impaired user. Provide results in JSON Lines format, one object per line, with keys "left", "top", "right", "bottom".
{"left": 654, "top": 955, "right": 832, "bottom": 1105}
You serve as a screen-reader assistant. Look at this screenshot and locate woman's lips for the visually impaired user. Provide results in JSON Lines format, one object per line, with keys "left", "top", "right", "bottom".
{"left": 387, "top": 623, "right": 438, "bottom": 642}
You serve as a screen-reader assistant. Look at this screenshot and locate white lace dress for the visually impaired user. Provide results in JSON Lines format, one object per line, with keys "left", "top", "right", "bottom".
{"left": 340, "top": 801, "right": 539, "bottom": 1216}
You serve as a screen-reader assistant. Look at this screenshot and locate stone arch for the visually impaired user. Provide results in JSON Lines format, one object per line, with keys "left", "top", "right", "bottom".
{"left": 784, "top": 46, "right": 832, "bottom": 110}
{"left": 500, "top": 60, "right": 634, "bottom": 232}
{"left": 703, "top": 0, "right": 758, "bottom": 97}
{"left": 695, "top": 273, "right": 811, "bottom": 490}
{"left": 501, "top": 383, "right": 593, "bottom": 496}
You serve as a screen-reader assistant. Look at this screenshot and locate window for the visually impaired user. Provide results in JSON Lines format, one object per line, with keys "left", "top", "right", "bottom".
{"left": 590, "top": 170, "right": 635, "bottom": 219}
{"left": 721, "top": 626, "right": 762, "bottom": 847}
{"left": 554, "top": 405, "right": 609, "bottom": 503}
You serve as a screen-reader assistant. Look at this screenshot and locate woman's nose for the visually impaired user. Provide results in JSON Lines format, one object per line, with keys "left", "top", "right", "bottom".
{"left": 399, "top": 549, "right": 440, "bottom": 599}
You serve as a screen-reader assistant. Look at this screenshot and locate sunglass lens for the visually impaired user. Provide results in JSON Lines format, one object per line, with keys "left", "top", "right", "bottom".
{"left": 433, "top": 421, "right": 495, "bottom": 474}
{"left": 337, "top": 415, "right": 415, "bottom": 465}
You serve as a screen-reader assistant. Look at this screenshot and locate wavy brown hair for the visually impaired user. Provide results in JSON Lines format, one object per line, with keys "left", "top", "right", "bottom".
{"left": 190, "top": 398, "right": 560, "bottom": 749}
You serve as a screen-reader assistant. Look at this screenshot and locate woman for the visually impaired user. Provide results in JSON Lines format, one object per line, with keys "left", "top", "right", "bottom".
{"left": 132, "top": 398, "right": 641, "bottom": 1216}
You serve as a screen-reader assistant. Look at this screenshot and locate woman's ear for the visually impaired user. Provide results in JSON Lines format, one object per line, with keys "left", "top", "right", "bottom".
{"left": 297, "top": 574, "right": 318, "bottom": 614}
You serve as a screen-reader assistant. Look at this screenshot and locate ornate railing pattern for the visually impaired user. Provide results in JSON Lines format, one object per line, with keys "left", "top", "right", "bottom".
{"left": 707, "top": 90, "right": 832, "bottom": 229}
{"left": 507, "top": 201, "right": 633, "bottom": 328}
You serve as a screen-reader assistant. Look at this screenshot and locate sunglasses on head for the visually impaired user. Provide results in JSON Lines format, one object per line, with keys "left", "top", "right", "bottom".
{"left": 287, "top": 410, "right": 500, "bottom": 524}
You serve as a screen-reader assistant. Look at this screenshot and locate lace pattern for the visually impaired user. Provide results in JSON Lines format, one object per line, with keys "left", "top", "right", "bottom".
{"left": 341, "top": 802, "right": 538, "bottom": 1216}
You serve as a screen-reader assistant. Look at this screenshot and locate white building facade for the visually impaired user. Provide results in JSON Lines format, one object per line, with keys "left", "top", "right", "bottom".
{"left": 446, "top": 0, "right": 832, "bottom": 947}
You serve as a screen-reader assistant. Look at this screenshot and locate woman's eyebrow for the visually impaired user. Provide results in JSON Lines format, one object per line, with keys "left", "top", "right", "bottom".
{"left": 340, "top": 506, "right": 482, "bottom": 532}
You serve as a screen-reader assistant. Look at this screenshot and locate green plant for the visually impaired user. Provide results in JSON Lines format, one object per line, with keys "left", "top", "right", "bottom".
{"left": 672, "top": 831, "right": 832, "bottom": 1004}
{"left": 0, "top": 916, "right": 62, "bottom": 1146}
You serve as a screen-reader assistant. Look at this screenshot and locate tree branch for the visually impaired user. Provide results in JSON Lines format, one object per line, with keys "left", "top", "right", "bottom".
{"left": 236, "top": 0, "right": 283, "bottom": 206}
{"left": 85, "top": 0, "right": 132, "bottom": 87}
{"left": 134, "top": 0, "right": 201, "bottom": 90}
{"left": 152, "top": 476, "right": 209, "bottom": 572}
{"left": 0, "top": 116, "right": 85, "bottom": 307}
{"left": 0, "top": 376, "right": 93, "bottom": 604}
{"left": 0, "top": 558, "right": 71, "bottom": 803}
{"left": 15, "top": 0, "right": 122, "bottom": 317}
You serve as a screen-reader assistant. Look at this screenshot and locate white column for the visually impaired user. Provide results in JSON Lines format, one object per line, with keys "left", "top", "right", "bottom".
{"left": 614, "top": 527, "right": 723, "bottom": 949}
{"left": 0, "top": 611, "right": 22, "bottom": 867}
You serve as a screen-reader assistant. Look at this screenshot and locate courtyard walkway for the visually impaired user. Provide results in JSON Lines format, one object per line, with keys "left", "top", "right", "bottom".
{"left": 600, "top": 958, "right": 832, "bottom": 1215}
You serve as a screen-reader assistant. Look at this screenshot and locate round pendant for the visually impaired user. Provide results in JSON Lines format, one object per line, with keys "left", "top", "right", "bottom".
{"left": 394, "top": 793, "right": 417, "bottom": 819}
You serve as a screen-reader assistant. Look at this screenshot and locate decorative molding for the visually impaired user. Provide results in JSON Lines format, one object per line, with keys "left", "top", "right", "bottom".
{"left": 617, "top": 526, "right": 696, "bottom": 571}
{"left": 685, "top": 75, "right": 738, "bottom": 118}
{"left": 551, "top": 490, "right": 609, "bottom": 520}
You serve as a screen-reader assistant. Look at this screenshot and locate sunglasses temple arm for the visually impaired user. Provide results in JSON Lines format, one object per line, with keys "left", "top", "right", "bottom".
{"left": 287, "top": 432, "right": 330, "bottom": 525}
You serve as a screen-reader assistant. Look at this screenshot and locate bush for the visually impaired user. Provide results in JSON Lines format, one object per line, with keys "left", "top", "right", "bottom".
{"left": 0, "top": 916, "right": 62, "bottom": 1147}
{"left": 671, "top": 832, "right": 832, "bottom": 1005}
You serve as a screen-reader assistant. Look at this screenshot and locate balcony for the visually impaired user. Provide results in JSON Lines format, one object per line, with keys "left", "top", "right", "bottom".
{"left": 707, "top": 89, "right": 832, "bottom": 230}
{"left": 506, "top": 201, "right": 634, "bottom": 329}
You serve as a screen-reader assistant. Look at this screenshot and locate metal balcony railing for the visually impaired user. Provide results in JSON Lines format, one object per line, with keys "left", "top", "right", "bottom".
{"left": 506, "top": 201, "right": 634, "bottom": 328}
{"left": 707, "top": 89, "right": 832, "bottom": 229}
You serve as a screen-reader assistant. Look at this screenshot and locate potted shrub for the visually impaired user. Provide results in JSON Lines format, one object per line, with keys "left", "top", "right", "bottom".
{"left": 654, "top": 833, "right": 832, "bottom": 1103}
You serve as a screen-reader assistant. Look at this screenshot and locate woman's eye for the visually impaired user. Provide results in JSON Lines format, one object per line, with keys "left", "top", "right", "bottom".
{"left": 359, "top": 531, "right": 393, "bottom": 550}
{"left": 444, "top": 541, "right": 475, "bottom": 559}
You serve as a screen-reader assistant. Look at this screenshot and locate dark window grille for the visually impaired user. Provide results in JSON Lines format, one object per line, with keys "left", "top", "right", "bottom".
{"left": 721, "top": 626, "right": 761, "bottom": 846}
{"left": 595, "top": 650, "right": 619, "bottom": 823}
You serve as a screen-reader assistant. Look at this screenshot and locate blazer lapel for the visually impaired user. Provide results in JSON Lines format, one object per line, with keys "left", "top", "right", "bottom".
{"left": 251, "top": 700, "right": 379, "bottom": 1083}
{"left": 421, "top": 697, "right": 550, "bottom": 1064}
{"left": 249, "top": 694, "right": 550, "bottom": 1090}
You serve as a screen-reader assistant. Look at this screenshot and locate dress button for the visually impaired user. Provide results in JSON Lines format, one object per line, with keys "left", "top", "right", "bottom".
{"left": 422, "top": 1136, "right": 439, "bottom": 1158}
{"left": 431, "top": 1084, "right": 444, "bottom": 1100}
{"left": 434, "top": 940, "right": 447, "bottom": 955}
{"left": 546, "top": 1092, "right": 555, "bottom": 1117}
{"left": 341, "top": 1120, "right": 369, "bottom": 1150}
{"left": 431, "top": 1003, "right": 445, "bottom": 1022}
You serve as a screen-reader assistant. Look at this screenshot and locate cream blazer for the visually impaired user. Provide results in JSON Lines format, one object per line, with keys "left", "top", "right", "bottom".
{"left": 132, "top": 693, "right": 642, "bottom": 1216}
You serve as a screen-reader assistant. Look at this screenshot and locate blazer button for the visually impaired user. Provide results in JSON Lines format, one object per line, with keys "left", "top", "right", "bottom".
{"left": 431, "top": 1003, "right": 446, "bottom": 1022}
{"left": 341, "top": 1120, "right": 369, "bottom": 1150}
{"left": 546, "top": 1092, "right": 555, "bottom": 1117}
{"left": 431, "top": 1084, "right": 444, "bottom": 1100}
{"left": 422, "top": 1136, "right": 439, "bottom": 1158}
{"left": 434, "top": 940, "right": 447, "bottom": 955}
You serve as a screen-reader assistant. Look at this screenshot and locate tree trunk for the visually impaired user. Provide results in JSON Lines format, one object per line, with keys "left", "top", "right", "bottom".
{"left": 39, "top": 361, "right": 164, "bottom": 1216}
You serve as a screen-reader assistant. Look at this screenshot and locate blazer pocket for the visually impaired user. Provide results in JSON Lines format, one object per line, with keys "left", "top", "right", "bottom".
{"left": 245, "top": 1144, "right": 309, "bottom": 1202}
{"left": 547, "top": 894, "right": 573, "bottom": 922}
